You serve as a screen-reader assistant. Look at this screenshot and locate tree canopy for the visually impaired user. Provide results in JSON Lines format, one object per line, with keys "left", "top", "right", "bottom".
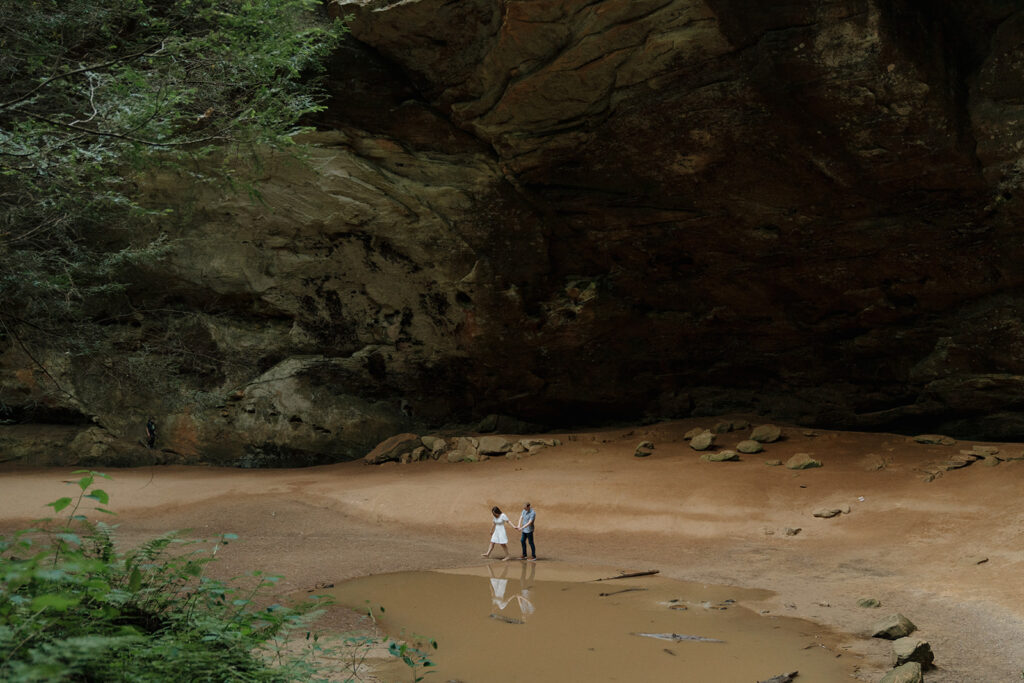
{"left": 0, "top": 0, "right": 344, "bottom": 402}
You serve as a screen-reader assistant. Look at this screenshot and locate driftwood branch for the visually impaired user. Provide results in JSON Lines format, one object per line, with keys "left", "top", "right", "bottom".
{"left": 598, "top": 587, "right": 648, "bottom": 597}
{"left": 632, "top": 632, "right": 723, "bottom": 643}
{"left": 594, "top": 569, "right": 659, "bottom": 581}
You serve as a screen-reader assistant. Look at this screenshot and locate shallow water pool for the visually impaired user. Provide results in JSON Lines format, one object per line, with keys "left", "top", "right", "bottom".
{"left": 326, "top": 562, "right": 857, "bottom": 682}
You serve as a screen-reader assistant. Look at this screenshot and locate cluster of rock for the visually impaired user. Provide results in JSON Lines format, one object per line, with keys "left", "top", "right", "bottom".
{"left": 913, "top": 437, "right": 1023, "bottom": 482}
{"left": 871, "top": 612, "right": 935, "bottom": 682}
{"left": 680, "top": 421, "right": 780, "bottom": 462}
{"left": 364, "top": 432, "right": 560, "bottom": 465}
{"left": 664, "top": 423, "right": 825, "bottom": 470}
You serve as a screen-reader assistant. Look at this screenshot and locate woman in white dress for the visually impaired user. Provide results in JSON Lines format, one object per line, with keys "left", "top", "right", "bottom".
{"left": 482, "top": 505, "right": 516, "bottom": 560}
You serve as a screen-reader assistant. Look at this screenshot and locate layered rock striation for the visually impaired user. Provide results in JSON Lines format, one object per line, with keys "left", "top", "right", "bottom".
{"left": 3, "top": 0, "right": 1024, "bottom": 465}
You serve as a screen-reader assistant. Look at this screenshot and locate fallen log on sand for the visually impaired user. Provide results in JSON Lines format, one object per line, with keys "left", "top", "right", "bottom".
{"left": 594, "top": 569, "right": 660, "bottom": 581}
{"left": 598, "top": 587, "right": 648, "bottom": 597}
{"left": 632, "top": 632, "right": 724, "bottom": 643}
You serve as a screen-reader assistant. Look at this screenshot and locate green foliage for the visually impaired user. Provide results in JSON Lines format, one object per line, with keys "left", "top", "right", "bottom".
{"left": 0, "top": 0, "right": 345, "bottom": 403}
{"left": 0, "top": 471, "right": 343, "bottom": 682}
{"left": 1, "top": 472, "right": 440, "bottom": 682}
{"left": 388, "top": 636, "right": 438, "bottom": 682}
{"left": 363, "top": 603, "right": 438, "bottom": 681}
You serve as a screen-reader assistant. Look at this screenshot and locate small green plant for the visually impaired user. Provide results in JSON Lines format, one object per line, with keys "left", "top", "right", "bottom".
{"left": 387, "top": 636, "right": 438, "bottom": 682}
{"left": 1, "top": 471, "right": 428, "bottom": 682}
{"left": 0, "top": 471, "right": 340, "bottom": 682}
{"left": 360, "top": 603, "right": 438, "bottom": 681}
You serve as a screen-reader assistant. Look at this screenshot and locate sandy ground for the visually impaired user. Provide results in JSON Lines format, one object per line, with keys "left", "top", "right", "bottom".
{"left": 1, "top": 418, "right": 1023, "bottom": 681}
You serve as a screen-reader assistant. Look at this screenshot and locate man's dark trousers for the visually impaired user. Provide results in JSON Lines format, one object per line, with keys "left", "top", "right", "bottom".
{"left": 520, "top": 531, "right": 535, "bottom": 558}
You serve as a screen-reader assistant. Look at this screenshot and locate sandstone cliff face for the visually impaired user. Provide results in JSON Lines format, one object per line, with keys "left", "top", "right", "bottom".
{"left": 332, "top": 0, "right": 1024, "bottom": 431}
{"left": 3, "top": 0, "right": 1024, "bottom": 465}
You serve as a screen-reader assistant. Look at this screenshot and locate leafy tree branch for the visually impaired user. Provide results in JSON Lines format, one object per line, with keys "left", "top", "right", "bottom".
{"left": 0, "top": 0, "right": 346, "bottom": 418}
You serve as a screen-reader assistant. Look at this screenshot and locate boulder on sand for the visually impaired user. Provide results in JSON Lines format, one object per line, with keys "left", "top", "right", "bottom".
{"left": 892, "top": 637, "right": 934, "bottom": 669}
{"left": 634, "top": 441, "right": 655, "bottom": 458}
{"left": 873, "top": 613, "right": 917, "bottom": 640}
{"left": 689, "top": 431, "right": 714, "bottom": 451}
{"left": 701, "top": 450, "right": 739, "bottom": 462}
{"left": 478, "top": 435, "right": 513, "bottom": 455}
{"left": 737, "top": 439, "right": 762, "bottom": 454}
{"left": 880, "top": 662, "right": 923, "bottom": 683}
{"left": 364, "top": 433, "right": 421, "bottom": 464}
{"left": 785, "top": 453, "right": 821, "bottom": 469}
{"left": 750, "top": 424, "right": 782, "bottom": 443}
{"left": 913, "top": 434, "right": 956, "bottom": 446}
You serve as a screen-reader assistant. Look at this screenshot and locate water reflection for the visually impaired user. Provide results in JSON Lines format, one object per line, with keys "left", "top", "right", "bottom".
{"left": 327, "top": 564, "right": 858, "bottom": 682}
{"left": 487, "top": 561, "right": 536, "bottom": 622}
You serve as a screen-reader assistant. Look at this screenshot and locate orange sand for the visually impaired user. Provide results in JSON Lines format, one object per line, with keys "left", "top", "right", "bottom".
{"left": 1, "top": 420, "right": 1022, "bottom": 681}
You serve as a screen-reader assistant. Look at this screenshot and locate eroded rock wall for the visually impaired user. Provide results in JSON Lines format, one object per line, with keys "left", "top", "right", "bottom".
{"left": 334, "top": 0, "right": 1024, "bottom": 433}
{"left": 3, "top": 0, "right": 1024, "bottom": 465}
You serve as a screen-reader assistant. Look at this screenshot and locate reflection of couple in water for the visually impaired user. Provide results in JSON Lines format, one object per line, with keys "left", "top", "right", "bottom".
{"left": 481, "top": 502, "right": 537, "bottom": 561}
{"left": 488, "top": 560, "right": 536, "bottom": 621}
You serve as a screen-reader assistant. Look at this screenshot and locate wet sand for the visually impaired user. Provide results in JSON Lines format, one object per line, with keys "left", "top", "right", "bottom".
{"left": 1, "top": 419, "right": 1022, "bottom": 681}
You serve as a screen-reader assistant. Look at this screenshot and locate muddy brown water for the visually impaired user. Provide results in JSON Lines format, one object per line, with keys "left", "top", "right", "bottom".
{"left": 326, "top": 562, "right": 858, "bottom": 682}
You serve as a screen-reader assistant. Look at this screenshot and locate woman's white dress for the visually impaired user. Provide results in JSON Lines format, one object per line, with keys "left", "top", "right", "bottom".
{"left": 490, "top": 513, "right": 510, "bottom": 543}
{"left": 490, "top": 578, "right": 511, "bottom": 609}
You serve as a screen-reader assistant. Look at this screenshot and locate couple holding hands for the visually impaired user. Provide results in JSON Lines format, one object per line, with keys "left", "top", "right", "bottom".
{"left": 482, "top": 502, "right": 537, "bottom": 561}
